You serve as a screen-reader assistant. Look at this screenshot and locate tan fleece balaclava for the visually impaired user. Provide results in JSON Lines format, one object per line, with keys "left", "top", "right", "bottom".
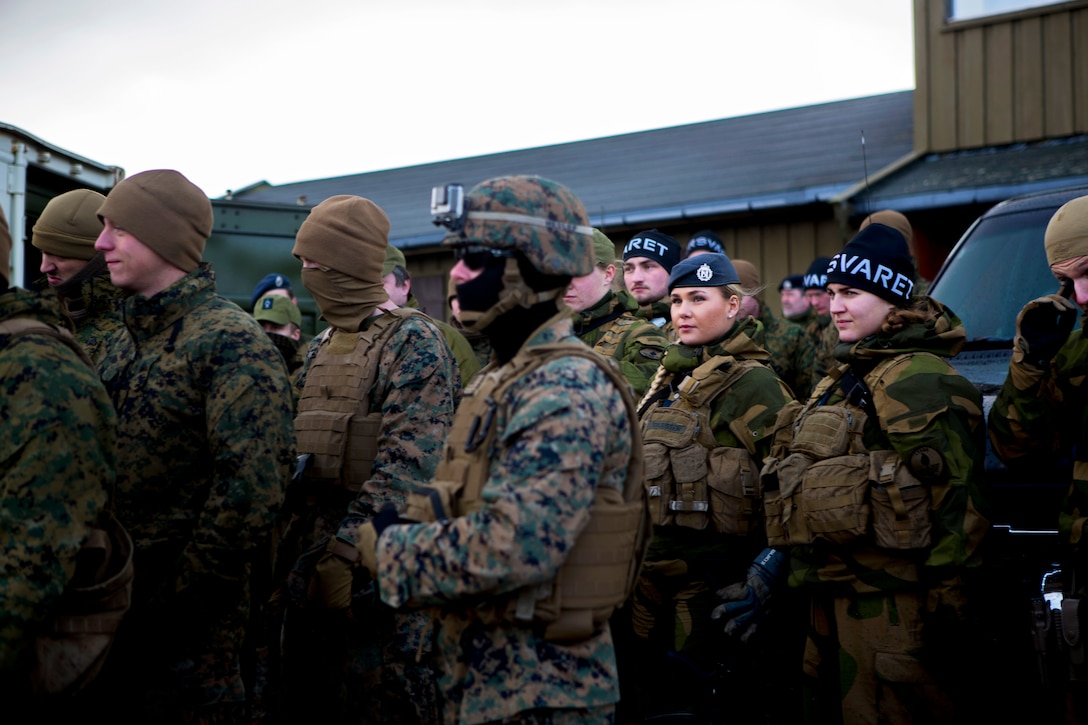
{"left": 293, "top": 195, "right": 389, "bottom": 330}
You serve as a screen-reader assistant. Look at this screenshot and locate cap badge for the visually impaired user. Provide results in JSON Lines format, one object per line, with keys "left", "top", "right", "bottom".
{"left": 696, "top": 263, "right": 713, "bottom": 282}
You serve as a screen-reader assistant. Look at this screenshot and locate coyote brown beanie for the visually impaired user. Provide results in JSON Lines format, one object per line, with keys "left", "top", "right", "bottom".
{"left": 97, "top": 170, "right": 212, "bottom": 272}
{"left": 732, "top": 258, "right": 763, "bottom": 299}
{"left": 293, "top": 195, "right": 389, "bottom": 329}
{"left": 859, "top": 209, "right": 913, "bottom": 251}
{"left": 1045, "top": 194, "right": 1088, "bottom": 267}
{"left": 32, "top": 189, "right": 106, "bottom": 260}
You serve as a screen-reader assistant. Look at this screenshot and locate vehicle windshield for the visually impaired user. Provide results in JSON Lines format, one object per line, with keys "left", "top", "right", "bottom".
{"left": 929, "top": 207, "right": 1062, "bottom": 344}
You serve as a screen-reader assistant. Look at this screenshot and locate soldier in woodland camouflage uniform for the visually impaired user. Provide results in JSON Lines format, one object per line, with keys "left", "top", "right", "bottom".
{"left": 734, "top": 259, "right": 816, "bottom": 400}
{"left": 566, "top": 228, "right": 666, "bottom": 398}
{"left": 0, "top": 206, "right": 116, "bottom": 697}
{"left": 779, "top": 273, "right": 811, "bottom": 324}
{"left": 31, "top": 188, "right": 125, "bottom": 368}
{"left": 629, "top": 253, "right": 794, "bottom": 720}
{"left": 740, "top": 224, "right": 990, "bottom": 723}
{"left": 623, "top": 229, "right": 683, "bottom": 341}
{"left": 351, "top": 175, "right": 642, "bottom": 725}
{"left": 90, "top": 170, "right": 296, "bottom": 723}
{"left": 279, "top": 195, "right": 459, "bottom": 724}
{"left": 989, "top": 194, "right": 1088, "bottom": 715}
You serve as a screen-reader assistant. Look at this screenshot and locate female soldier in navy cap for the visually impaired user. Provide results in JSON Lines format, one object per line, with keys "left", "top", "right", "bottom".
{"left": 625, "top": 252, "right": 795, "bottom": 720}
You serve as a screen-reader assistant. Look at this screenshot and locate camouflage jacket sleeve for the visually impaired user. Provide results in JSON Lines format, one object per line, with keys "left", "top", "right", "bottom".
{"left": 346, "top": 315, "right": 460, "bottom": 519}
{"left": 988, "top": 330, "right": 1086, "bottom": 464}
{"left": 0, "top": 336, "right": 114, "bottom": 672}
{"left": 875, "top": 355, "right": 989, "bottom": 572}
{"left": 374, "top": 356, "right": 629, "bottom": 608}
{"left": 180, "top": 318, "right": 296, "bottom": 593}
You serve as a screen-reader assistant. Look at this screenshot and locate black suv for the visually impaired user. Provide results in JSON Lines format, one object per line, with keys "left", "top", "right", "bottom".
{"left": 927, "top": 183, "right": 1088, "bottom": 717}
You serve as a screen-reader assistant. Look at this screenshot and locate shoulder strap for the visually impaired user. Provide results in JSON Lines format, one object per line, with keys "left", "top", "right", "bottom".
{"left": 0, "top": 318, "right": 94, "bottom": 370}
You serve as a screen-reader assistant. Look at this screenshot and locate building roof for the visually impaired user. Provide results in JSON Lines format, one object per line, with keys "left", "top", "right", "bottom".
{"left": 845, "top": 134, "right": 1088, "bottom": 212}
{"left": 232, "top": 91, "right": 915, "bottom": 249}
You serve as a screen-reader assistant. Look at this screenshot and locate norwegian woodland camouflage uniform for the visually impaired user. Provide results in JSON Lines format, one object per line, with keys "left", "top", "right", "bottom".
{"left": 629, "top": 255, "right": 794, "bottom": 719}
{"left": 572, "top": 286, "right": 666, "bottom": 398}
{"left": 279, "top": 195, "right": 460, "bottom": 724}
{"left": 359, "top": 175, "right": 640, "bottom": 725}
{"left": 0, "top": 280, "right": 115, "bottom": 693}
{"left": 767, "top": 231, "right": 989, "bottom": 723}
{"left": 636, "top": 298, "right": 676, "bottom": 342}
{"left": 989, "top": 196, "right": 1088, "bottom": 705}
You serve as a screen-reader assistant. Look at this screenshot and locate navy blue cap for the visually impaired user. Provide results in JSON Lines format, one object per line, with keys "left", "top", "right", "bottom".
{"left": 803, "top": 257, "right": 832, "bottom": 290}
{"left": 668, "top": 252, "right": 740, "bottom": 291}
{"left": 778, "top": 274, "right": 805, "bottom": 292}
{"left": 250, "top": 273, "right": 293, "bottom": 308}
{"left": 686, "top": 230, "right": 725, "bottom": 256}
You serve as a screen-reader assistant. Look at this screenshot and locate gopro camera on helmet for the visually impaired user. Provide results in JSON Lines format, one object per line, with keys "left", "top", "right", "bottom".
{"left": 431, "top": 183, "right": 466, "bottom": 231}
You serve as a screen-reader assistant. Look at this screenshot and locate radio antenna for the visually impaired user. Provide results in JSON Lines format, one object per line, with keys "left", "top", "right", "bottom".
{"left": 861, "top": 129, "right": 873, "bottom": 224}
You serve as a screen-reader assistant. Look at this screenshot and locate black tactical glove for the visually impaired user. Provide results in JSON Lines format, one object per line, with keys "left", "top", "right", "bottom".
{"left": 711, "top": 548, "right": 787, "bottom": 644}
{"left": 1015, "top": 293, "right": 1078, "bottom": 367}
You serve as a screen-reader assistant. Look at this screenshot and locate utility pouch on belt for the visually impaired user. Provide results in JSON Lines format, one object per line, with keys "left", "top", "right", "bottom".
{"left": 707, "top": 446, "right": 761, "bottom": 537}
{"left": 643, "top": 406, "right": 704, "bottom": 528}
{"left": 31, "top": 512, "right": 134, "bottom": 695}
{"left": 764, "top": 452, "right": 814, "bottom": 547}
{"left": 869, "top": 449, "right": 932, "bottom": 550}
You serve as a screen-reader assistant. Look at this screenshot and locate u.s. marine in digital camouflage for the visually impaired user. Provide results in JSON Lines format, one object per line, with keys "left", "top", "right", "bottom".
{"left": 567, "top": 229, "right": 665, "bottom": 398}
{"left": 0, "top": 208, "right": 116, "bottom": 693}
{"left": 281, "top": 194, "right": 460, "bottom": 724}
{"left": 355, "top": 175, "right": 639, "bottom": 725}
{"left": 91, "top": 170, "right": 296, "bottom": 722}
{"left": 30, "top": 188, "right": 126, "bottom": 370}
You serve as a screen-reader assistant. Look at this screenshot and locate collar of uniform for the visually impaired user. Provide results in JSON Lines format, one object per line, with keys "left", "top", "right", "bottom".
{"left": 121, "top": 262, "right": 216, "bottom": 342}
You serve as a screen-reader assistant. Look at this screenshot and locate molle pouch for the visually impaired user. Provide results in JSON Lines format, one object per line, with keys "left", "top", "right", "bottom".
{"left": 669, "top": 444, "right": 710, "bottom": 530}
{"left": 791, "top": 406, "right": 866, "bottom": 460}
{"left": 763, "top": 452, "right": 814, "bottom": 547}
{"left": 294, "top": 410, "right": 352, "bottom": 484}
{"left": 708, "top": 446, "right": 760, "bottom": 536}
{"left": 801, "top": 454, "right": 871, "bottom": 545}
{"left": 643, "top": 407, "right": 702, "bottom": 527}
{"left": 644, "top": 442, "right": 672, "bottom": 526}
{"left": 766, "top": 400, "right": 804, "bottom": 461}
{"left": 869, "top": 450, "right": 932, "bottom": 550}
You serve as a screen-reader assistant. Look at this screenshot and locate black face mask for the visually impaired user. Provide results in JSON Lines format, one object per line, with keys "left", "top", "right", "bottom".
{"left": 454, "top": 263, "right": 506, "bottom": 314}
{"left": 266, "top": 331, "right": 300, "bottom": 363}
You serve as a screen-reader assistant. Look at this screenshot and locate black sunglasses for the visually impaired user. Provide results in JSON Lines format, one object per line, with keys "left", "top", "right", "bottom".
{"left": 453, "top": 245, "right": 516, "bottom": 271}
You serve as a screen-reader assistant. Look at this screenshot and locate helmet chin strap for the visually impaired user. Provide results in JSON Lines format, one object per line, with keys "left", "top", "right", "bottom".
{"left": 458, "top": 257, "right": 562, "bottom": 332}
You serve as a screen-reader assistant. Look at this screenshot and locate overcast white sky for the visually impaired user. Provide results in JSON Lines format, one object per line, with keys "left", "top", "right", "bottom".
{"left": 2, "top": 0, "right": 915, "bottom": 198}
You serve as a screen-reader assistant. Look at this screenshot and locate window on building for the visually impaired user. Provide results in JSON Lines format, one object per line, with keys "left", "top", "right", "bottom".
{"left": 949, "top": 0, "right": 1068, "bottom": 21}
